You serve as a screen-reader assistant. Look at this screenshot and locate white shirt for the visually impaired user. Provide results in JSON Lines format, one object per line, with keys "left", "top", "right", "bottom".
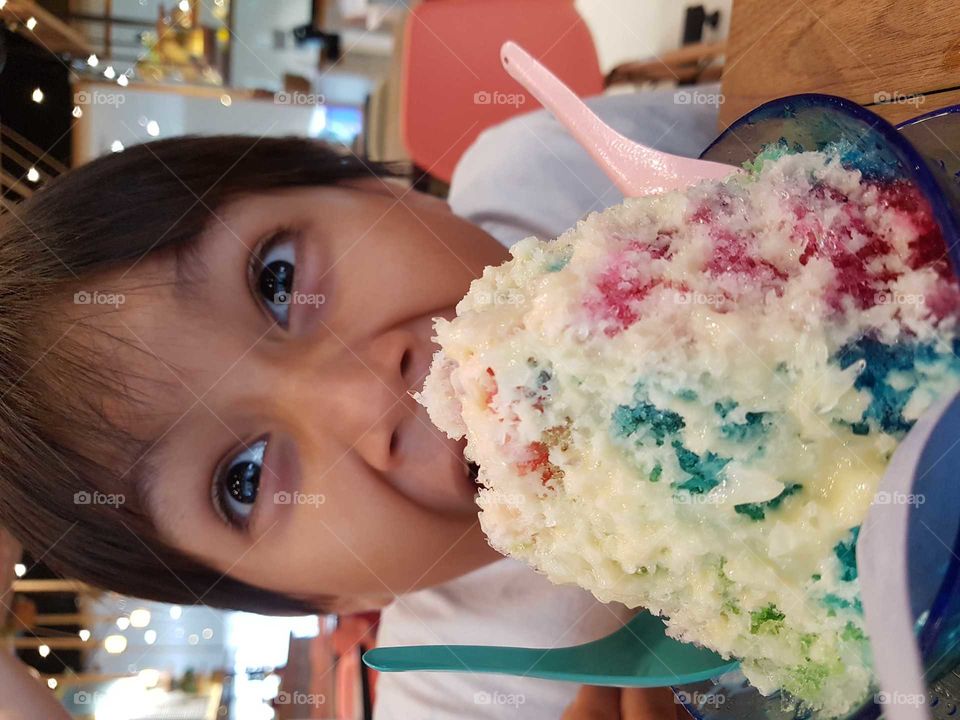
{"left": 374, "top": 87, "right": 721, "bottom": 720}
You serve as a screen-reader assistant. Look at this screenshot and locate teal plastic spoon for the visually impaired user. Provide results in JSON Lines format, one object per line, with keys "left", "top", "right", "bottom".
{"left": 363, "top": 611, "right": 737, "bottom": 687}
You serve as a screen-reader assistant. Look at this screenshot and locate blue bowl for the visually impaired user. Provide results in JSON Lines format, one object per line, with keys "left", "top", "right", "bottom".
{"left": 674, "top": 95, "right": 960, "bottom": 720}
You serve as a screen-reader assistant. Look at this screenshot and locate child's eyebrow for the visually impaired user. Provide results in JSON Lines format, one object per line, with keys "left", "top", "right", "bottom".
{"left": 129, "top": 434, "right": 190, "bottom": 536}
{"left": 171, "top": 233, "right": 211, "bottom": 297}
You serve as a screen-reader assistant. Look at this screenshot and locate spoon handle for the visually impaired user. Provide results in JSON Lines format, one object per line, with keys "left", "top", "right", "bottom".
{"left": 363, "top": 643, "right": 549, "bottom": 675}
{"left": 499, "top": 41, "right": 736, "bottom": 196}
{"left": 500, "top": 41, "right": 643, "bottom": 195}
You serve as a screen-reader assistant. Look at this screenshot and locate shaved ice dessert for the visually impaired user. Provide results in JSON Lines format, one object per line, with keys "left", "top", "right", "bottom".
{"left": 418, "top": 147, "right": 960, "bottom": 717}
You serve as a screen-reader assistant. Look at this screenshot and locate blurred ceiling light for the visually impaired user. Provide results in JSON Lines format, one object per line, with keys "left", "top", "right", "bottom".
{"left": 129, "top": 608, "right": 151, "bottom": 628}
{"left": 104, "top": 635, "right": 127, "bottom": 654}
{"left": 138, "top": 668, "right": 161, "bottom": 688}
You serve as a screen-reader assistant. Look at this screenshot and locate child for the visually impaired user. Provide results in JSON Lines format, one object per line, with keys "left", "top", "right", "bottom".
{"left": 0, "top": 88, "right": 720, "bottom": 718}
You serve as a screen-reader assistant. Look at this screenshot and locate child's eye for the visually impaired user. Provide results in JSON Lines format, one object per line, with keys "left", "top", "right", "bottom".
{"left": 213, "top": 438, "right": 266, "bottom": 527}
{"left": 253, "top": 233, "right": 296, "bottom": 328}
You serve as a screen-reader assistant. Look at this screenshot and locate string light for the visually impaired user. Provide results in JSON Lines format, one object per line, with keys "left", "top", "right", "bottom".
{"left": 47, "top": 678, "right": 57, "bottom": 689}
{"left": 78, "top": 629, "right": 90, "bottom": 642}
{"left": 31, "top": 88, "right": 44, "bottom": 103}
{"left": 0, "top": 1, "right": 7, "bottom": 11}
{"left": 38, "top": 645, "right": 50, "bottom": 658}
{"left": 25, "top": 17, "right": 37, "bottom": 31}
{"left": 110, "top": 140, "right": 124, "bottom": 153}
{"left": 201, "top": 628, "right": 213, "bottom": 640}
{"left": 104, "top": 635, "right": 127, "bottom": 654}
{"left": 146, "top": 120, "right": 160, "bottom": 137}
{"left": 129, "top": 608, "right": 151, "bottom": 628}
{"left": 86, "top": 54, "right": 99, "bottom": 67}
{"left": 116, "top": 617, "right": 130, "bottom": 630}
{"left": 13, "top": 563, "right": 25, "bottom": 577}
{"left": 26, "top": 167, "right": 39, "bottom": 183}
{"left": 103, "top": 66, "right": 116, "bottom": 80}
{"left": 187, "top": 634, "right": 199, "bottom": 645}
{"left": 72, "top": 106, "right": 83, "bottom": 118}
{"left": 139, "top": 669, "right": 161, "bottom": 688}
{"left": 219, "top": 94, "right": 232, "bottom": 107}
{"left": 169, "top": 605, "right": 182, "bottom": 620}
{"left": 117, "top": 74, "right": 129, "bottom": 87}
{"left": 143, "top": 629, "right": 157, "bottom": 645}
{"left": 178, "top": 0, "right": 190, "bottom": 11}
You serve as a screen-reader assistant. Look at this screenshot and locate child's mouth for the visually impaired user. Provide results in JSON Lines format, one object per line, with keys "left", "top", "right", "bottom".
{"left": 465, "top": 460, "right": 480, "bottom": 485}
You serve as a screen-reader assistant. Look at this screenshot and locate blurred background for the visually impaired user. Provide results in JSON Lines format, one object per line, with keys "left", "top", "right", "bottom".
{"left": 0, "top": 0, "right": 729, "bottom": 717}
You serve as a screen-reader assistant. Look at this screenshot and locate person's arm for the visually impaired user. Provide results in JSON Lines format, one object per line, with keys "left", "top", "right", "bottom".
{"left": 0, "top": 649, "right": 71, "bottom": 720}
{"left": 562, "top": 685, "right": 688, "bottom": 720}
{"left": 0, "top": 527, "right": 70, "bottom": 720}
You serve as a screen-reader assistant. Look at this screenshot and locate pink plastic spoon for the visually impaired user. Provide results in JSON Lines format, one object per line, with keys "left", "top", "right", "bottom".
{"left": 500, "top": 41, "right": 738, "bottom": 196}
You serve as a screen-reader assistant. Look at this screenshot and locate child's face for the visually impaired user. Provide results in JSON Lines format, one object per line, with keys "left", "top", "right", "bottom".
{"left": 80, "top": 179, "right": 508, "bottom": 611}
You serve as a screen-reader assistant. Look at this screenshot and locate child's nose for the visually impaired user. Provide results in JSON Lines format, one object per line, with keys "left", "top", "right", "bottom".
{"left": 312, "top": 328, "right": 419, "bottom": 473}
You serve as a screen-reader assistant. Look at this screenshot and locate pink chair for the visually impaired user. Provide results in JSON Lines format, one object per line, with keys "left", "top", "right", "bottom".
{"left": 401, "top": 0, "right": 603, "bottom": 184}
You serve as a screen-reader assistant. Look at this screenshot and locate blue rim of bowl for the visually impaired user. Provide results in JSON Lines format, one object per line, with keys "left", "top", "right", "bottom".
{"left": 894, "top": 101, "right": 960, "bottom": 129}
{"left": 699, "top": 92, "right": 960, "bottom": 279}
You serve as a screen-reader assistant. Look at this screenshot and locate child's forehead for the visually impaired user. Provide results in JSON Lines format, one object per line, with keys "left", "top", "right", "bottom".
{"left": 58, "top": 257, "right": 227, "bottom": 429}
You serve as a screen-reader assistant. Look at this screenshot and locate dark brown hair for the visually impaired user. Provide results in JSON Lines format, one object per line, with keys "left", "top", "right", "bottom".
{"left": 0, "top": 136, "right": 401, "bottom": 614}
